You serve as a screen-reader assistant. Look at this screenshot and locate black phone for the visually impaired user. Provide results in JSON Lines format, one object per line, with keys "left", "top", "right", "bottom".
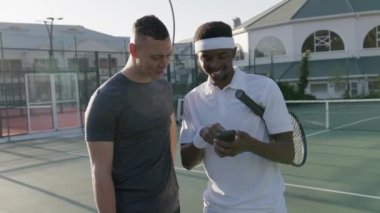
{"left": 215, "top": 130, "right": 236, "bottom": 142}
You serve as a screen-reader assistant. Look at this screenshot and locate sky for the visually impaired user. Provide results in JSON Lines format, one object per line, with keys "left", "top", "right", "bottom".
{"left": 1, "top": 0, "right": 283, "bottom": 42}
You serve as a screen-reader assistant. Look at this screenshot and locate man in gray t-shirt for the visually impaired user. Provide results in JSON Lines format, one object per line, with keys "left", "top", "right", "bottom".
{"left": 85, "top": 15, "right": 179, "bottom": 213}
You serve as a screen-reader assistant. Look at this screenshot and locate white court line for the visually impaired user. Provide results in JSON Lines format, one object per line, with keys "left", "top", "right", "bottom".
{"left": 306, "top": 115, "right": 380, "bottom": 137}
{"left": 65, "top": 152, "right": 89, "bottom": 157}
{"left": 306, "top": 129, "right": 329, "bottom": 137}
{"left": 286, "top": 183, "right": 380, "bottom": 200}
{"left": 175, "top": 167, "right": 380, "bottom": 200}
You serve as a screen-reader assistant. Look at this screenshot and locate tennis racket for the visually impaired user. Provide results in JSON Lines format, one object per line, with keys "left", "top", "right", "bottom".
{"left": 235, "top": 89, "right": 307, "bottom": 167}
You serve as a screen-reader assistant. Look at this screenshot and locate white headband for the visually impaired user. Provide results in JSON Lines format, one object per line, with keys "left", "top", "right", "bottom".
{"left": 194, "top": 37, "right": 235, "bottom": 53}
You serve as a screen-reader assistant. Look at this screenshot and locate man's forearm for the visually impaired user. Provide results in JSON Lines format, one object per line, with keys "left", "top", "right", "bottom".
{"left": 180, "top": 143, "right": 204, "bottom": 170}
{"left": 247, "top": 139, "right": 294, "bottom": 164}
{"left": 93, "top": 175, "right": 117, "bottom": 213}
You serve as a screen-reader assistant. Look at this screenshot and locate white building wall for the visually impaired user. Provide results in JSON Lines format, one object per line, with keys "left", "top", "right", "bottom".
{"left": 292, "top": 16, "right": 355, "bottom": 59}
{"left": 248, "top": 25, "right": 294, "bottom": 64}
{"left": 233, "top": 33, "right": 249, "bottom": 67}
{"left": 356, "top": 13, "right": 380, "bottom": 57}
{"left": 356, "top": 14, "right": 380, "bottom": 48}
{"left": 291, "top": 13, "right": 380, "bottom": 59}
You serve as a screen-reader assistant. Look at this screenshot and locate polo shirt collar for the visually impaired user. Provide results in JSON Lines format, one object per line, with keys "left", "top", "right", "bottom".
{"left": 204, "top": 66, "right": 248, "bottom": 96}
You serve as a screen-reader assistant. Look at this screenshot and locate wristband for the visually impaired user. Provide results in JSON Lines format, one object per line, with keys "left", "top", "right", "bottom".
{"left": 192, "top": 129, "right": 208, "bottom": 149}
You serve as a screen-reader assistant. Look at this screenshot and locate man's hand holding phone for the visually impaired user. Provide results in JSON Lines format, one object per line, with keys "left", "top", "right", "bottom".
{"left": 215, "top": 130, "right": 236, "bottom": 142}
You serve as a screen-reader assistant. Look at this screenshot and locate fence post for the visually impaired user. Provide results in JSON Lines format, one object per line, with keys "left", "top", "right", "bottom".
{"left": 73, "top": 36, "right": 84, "bottom": 129}
{"left": 94, "top": 51, "right": 100, "bottom": 87}
{"left": 325, "top": 101, "right": 330, "bottom": 129}
{"left": 107, "top": 54, "right": 112, "bottom": 77}
{"left": 0, "top": 32, "right": 4, "bottom": 138}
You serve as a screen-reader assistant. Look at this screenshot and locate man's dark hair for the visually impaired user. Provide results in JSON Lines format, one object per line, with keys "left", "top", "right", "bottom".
{"left": 194, "top": 21, "right": 232, "bottom": 42}
{"left": 133, "top": 15, "right": 169, "bottom": 40}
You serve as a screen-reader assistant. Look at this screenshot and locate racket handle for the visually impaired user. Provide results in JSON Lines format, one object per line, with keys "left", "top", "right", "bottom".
{"left": 235, "top": 89, "right": 264, "bottom": 117}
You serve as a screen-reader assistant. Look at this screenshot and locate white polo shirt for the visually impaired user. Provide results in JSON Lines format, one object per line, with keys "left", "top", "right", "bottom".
{"left": 179, "top": 67, "right": 292, "bottom": 213}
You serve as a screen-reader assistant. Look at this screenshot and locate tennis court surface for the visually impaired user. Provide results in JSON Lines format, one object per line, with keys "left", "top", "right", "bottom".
{"left": 0, "top": 126, "right": 379, "bottom": 212}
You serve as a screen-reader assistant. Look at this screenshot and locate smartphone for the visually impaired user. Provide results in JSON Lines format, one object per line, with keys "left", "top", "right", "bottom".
{"left": 215, "top": 130, "right": 236, "bottom": 142}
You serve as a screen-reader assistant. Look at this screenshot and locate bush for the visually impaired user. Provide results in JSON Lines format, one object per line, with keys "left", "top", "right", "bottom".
{"left": 278, "top": 82, "right": 316, "bottom": 100}
{"left": 359, "top": 92, "right": 380, "bottom": 99}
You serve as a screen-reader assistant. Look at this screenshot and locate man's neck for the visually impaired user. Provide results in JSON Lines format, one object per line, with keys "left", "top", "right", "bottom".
{"left": 121, "top": 62, "right": 152, "bottom": 83}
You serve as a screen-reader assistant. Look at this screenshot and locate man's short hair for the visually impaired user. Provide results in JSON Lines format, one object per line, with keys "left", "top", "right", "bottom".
{"left": 132, "top": 15, "right": 169, "bottom": 41}
{"left": 194, "top": 21, "right": 232, "bottom": 42}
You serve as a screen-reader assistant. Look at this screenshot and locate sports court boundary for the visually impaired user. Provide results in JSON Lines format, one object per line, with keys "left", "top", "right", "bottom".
{"left": 174, "top": 167, "right": 380, "bottom": 200}
{"left": 0, "top": 128, "right": 83, "bottom": 143}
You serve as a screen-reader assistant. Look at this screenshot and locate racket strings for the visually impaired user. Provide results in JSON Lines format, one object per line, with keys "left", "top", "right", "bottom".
{"left": 291, "top": 116, "right": 306, "bottom": 165}
{"left": 234, "top": 90, "right": 307, "bottom": 167}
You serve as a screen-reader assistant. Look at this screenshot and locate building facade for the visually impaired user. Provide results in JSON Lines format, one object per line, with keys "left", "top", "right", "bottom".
{"left": 173, "top": 0, "right": 380, "bottom": 99}
{"left": 233, "top": 0, "right": 380, "bottom": 99}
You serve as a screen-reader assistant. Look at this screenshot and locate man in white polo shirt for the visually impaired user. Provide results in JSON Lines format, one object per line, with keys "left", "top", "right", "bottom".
{"left": 179, "top": 21, "right": 294, "bottom": 213}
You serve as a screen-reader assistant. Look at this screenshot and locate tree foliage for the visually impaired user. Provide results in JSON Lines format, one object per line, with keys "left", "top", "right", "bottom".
{"left": 298, "top": 51, "right": 310, "bottom": 95}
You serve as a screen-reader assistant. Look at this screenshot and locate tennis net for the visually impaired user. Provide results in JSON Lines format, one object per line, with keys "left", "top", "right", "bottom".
{"left": 175, "top": 98, "right": 380, "bottom": 132}
{"left": 286, "top": 99, "right": 380, "bottom": 132}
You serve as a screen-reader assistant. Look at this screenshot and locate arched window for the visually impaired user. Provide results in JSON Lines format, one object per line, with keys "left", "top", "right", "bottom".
{"left": 302, "top": 30, "right": 344, "bottom": 53}
{"left": 363, "top": 25, "right": 380, "bottom": 48}
{"left": 254, "top": 36, "right": 286, "bottom": 58}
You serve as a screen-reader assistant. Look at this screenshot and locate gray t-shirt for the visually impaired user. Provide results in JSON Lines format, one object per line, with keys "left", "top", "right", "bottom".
{"left": 85, "top": 72, "right": 179, "bottom": 212}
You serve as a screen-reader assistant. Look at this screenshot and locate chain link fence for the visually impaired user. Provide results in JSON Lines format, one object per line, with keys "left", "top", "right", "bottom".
{"left": 1, "top": 41, "right": 281, "bottom": 138}
{"left": 0, "top": 47, "right": 128, "bottom": 137}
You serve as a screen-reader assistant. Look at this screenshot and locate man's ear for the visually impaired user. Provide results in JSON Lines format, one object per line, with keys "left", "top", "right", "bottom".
{"left": 232, "top": 47, "right": 237, "bottom": 58}
{"left": 129, "top": 43, "right": 138, "bottom": 58}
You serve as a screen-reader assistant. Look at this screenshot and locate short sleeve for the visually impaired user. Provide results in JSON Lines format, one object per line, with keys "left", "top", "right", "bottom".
{"left": 179, "top": 96, "right": 196, "bottom": 144}
{"left": 263, "top": 81, "right": 293, "bottom": 134}
{"left": 85, "top": 90, "right": 117, "bottom": 142}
